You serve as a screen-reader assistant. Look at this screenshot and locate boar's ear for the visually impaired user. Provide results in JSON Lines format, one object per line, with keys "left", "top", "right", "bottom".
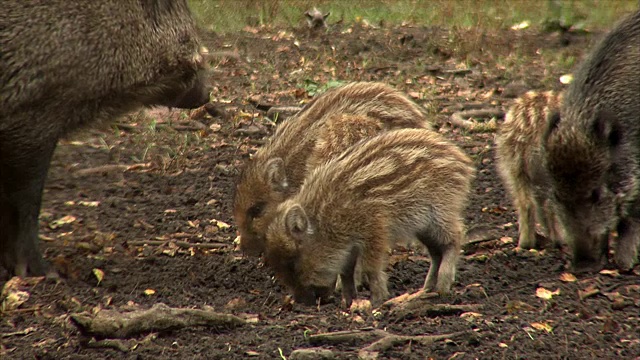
{"left": 592, "top": 109, "right": 621, "bottom": 147}
{"left": 265, "top": 158, "right": 289, "bottom": 192}
{"left": 543, "top": 111, "right": 562, "bottom": 144}
{"left": 285, "top": 204, "right": 309, "bottom": 245}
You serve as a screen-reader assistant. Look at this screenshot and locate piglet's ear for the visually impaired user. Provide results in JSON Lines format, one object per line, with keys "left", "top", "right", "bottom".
{"left": 304, "top": 11, "right": 312, "bottom": 20}
{"left": 592, "top": 109, "right": 621, "bottom": 147}
{"left": 285, "top": 204, "right": 309, "bottom": 246}
{"left": 323, "top": 12, "right": 330, "bottom": 20}
{"left": 265, "top": 157, "right": 288, "bottom": 192}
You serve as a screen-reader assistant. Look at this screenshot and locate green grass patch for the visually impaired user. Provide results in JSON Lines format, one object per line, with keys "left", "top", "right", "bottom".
{"left": 189, "top": 0, "right": 638, "bottom": 34}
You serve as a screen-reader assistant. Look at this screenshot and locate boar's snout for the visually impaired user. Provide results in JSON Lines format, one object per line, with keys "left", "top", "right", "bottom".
{"left": 172, "top": 75, "right": 211, "bottom": 109}
{"left": 571, "top": 232, "right": 609, "bottom": 273}
{"left": 294, "top": 285, "right": 333, "bottom": 306}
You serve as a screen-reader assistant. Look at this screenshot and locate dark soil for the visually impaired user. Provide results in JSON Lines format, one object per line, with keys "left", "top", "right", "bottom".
{"left": 2, "top": 21, "right": 639, "bottom": 360}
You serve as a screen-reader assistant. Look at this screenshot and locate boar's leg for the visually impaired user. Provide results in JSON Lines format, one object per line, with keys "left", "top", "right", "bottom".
{"left": 338, "top": 248, "right": 359, "bottom": 307}
{"left": 418, "top": 221, "right": 462, "bottom": 295}
{"left": 541, "top": 200, "right": 564, "bottom": 248}
{"left": 359, "top": 238, "right": 390, "bottom": 305}
{"left": 422, "top": 239, "right": 442, "bottom": 292}
{"left": 0, "top": 119, "right": 59, "bottom": 277}
{"left": 515, "top": 187, "right": 538, "bottom": 249}
{"left": 614, "top": 218, "right": 640, "bottom": 271}
{"left": 533, "top": 193, "right": 563, "bottom": 247}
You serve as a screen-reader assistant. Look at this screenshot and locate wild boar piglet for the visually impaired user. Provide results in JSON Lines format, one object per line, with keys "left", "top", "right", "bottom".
{"left": 496, "top": 90, "right": 564, "bottom": 250}
{"left": 265, "top": 128, "right": 475, "bottom": 306}
{"left": 234, "top": 82, "right": 431, "bottom": 258}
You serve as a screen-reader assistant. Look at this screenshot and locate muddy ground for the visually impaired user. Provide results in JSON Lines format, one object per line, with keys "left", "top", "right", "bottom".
{"left": 2, "top": 20, "right": 639, "bottom": 360}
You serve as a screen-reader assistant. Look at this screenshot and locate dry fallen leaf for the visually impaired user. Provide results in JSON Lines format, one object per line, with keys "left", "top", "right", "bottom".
{"left": 511, "top": 21, "right": 530, "bottom": 30}
{"left": 2, "top": 290, "right": 30, "bottom": 311}
{"left": 143, "top": 289, "right": 156, "bottom": 296}
{"left": 92, "top": 268, "right": 105, "bottom": 286}
{"left": 599, "top": 269, "right": 620, "bottom": 277}
{"left": 531, "top": 322, "right": 554, "bottom": 333}
{"left": 506, "top": 300, "right": 536, "bottom": 313}
{"left": 559, "top": 273, "right": 577, "bottom": 282}
{"left": 350, "top": 299, "right": 372, "bottom": 313}
{"left": 78, "top": 201, "right": 100, "bottom": 207}
{"left": 211, "top": 219, "right": 231, "bottom": 229}
{"left": 500, "top": 236, "right": 514, "bottom": 244}
{"left": 225, "top": 297, "right": 248, "bottom": 310}
{"left": 536, "top": 287, "right": 561, "bottom": 300}
{"left": 578, "top": 285, "right": 600, "bottom": 300}
{"left": 460, "top": 312, "right": 483, "bottom": 318}
{"left": 49, "top": 215, "right": 77, "bottom": 229}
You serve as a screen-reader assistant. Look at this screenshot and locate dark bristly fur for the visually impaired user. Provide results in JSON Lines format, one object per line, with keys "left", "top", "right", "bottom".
{"left": 304, "top": 7, "right": 330, "bottom": 30}
{"left": 544, "top": 10, "right": 640, "bottom": 271}
{"left": 234, "top": 82, "right": 432, "bottom": 258}
{"left": 0, "top": 0, "right": 210, "bottom": 277}
{"left": 265, "top": 129, "right": 475, "bottom": 306}
{"left": 496, "top": 91, "right": 564, "bottom": 250}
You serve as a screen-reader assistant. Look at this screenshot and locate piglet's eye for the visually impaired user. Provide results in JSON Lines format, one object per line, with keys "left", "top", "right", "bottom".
{"left": 248, "top": 202, "right": 266, "bottom": 218}
{"left": 590, "top": 189, "right": 601, "bottom": 203}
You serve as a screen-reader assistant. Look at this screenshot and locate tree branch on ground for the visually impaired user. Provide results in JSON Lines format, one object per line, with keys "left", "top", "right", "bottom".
{"left": 70, "top": 303, "right": 248, "bottom": 339}
{"left": 379, "top": 291, "right": 483, "bottom": 321}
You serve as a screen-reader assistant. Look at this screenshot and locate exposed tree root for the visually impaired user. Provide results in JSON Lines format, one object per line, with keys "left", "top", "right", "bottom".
{"left": 70, "top": 303, "right": 247, "bottom": 339}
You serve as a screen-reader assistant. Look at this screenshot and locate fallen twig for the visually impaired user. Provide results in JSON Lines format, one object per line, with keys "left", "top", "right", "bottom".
{"left": 379, "top": 291, "right": 483, "bottom": 321}
{"left": 290, "top": 348, "right": 336, "bottom": 359}
{"left": 578, "top": 288, "right": 600, "bottom": 300}
{"left": 70, "top": 303, "right": 247, "bottom": 339}
{"left": 309, "top": 328, "right": 468, "bottom": 358}
{"left": 127, "top": 240, "right": 229, "bottom": 249}
{"left": 0, "top": 327, "right": 36, "bottom": 338}
{"left": 74, "top": 165, "right": 131, "bottom": 177}
{"left": 172, "top": 120, "right": 208, "bottom": 132}
{"left": 1, "top": 307, "right": 40, "bottom": 315}
{"left": 308, "top": 328, "right": 388, "bottom": 346}
{"left": 86, "top": 338, "right": 131, "bottom": 352}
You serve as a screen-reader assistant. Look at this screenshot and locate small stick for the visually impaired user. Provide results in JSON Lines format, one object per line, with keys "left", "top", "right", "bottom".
{"left": 0, "top": 327, "right": 36, "bottom": 338}
{"left": 86, "top": 338, "right": 131, "bottom": 352}
{"left": 127, "top": 240, "right": 229, "bottom": 249}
